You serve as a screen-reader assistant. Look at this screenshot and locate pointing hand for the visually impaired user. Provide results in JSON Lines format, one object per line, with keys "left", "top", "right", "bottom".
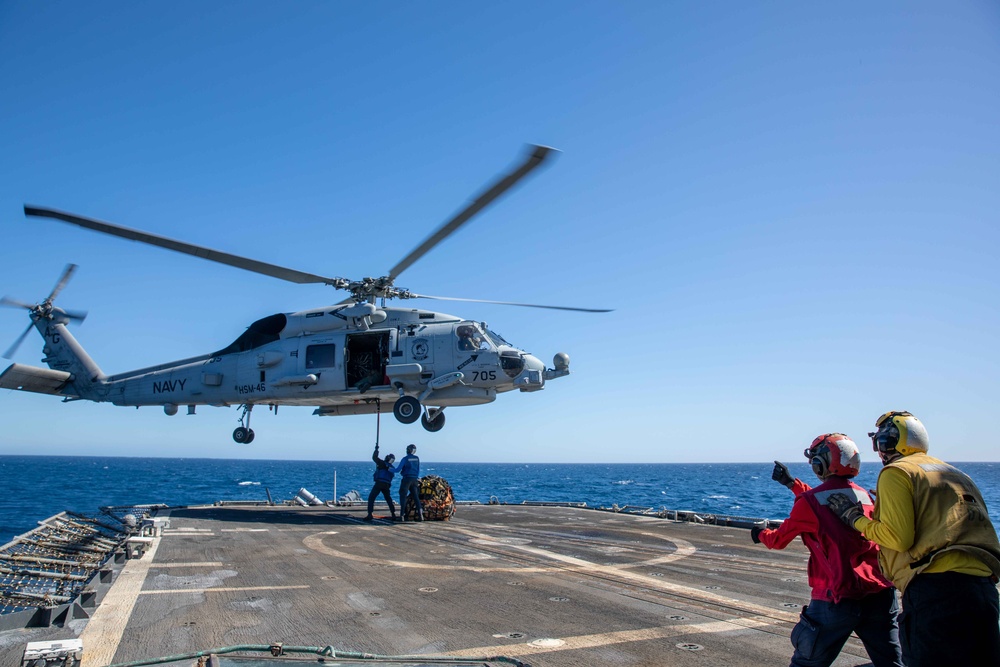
{"left": 771, "top": 461, "right": 795, "bottom": 489}
{"left": 827, "top": 493, "right": 865, "bottom": 530}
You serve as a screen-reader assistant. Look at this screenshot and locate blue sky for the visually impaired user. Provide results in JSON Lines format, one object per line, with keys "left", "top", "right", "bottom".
{"left": 1, "top": 2, "right": 998, "bottom": 463}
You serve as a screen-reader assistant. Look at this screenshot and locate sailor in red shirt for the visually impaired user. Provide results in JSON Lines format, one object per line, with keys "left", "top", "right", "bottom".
{"left": 752, "top": 434, "right": 903, "bottom": 667}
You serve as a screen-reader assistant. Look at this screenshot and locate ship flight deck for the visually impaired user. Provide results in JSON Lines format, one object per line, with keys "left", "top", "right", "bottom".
{"left": 2, "top": 503, "right": 883, "bottom": 667}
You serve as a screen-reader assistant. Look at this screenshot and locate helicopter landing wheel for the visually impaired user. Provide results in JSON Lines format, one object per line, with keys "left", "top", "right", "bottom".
{"left": 234, "top": 404, "right": 255, "bottom": 443}
{"left": 421, "top": 410, "right": 446, "bottom": 432}
{"left": 393, "top": 396, "right": 421, "bottom": 424}
{"left": 233, "top": 426, "right": 255, "bottom": 443}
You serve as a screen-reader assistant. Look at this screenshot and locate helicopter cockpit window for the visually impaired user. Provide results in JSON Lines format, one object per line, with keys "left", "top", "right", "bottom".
{"left": 484, "top": 325, "right": 510, "bottom": 348}
{"left": 456, "top": 322, "right": 490, "bottom": 352}
{"left": 306, "top": 344, "right": 338, "bottom": 369}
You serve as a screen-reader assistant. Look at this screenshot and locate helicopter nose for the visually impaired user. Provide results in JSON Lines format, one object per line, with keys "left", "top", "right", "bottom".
{"left": 524, "top": 353, "right": 545, "bottom": 372}
{"left": 515, "top": 354, "right": 546, "bottom": 392}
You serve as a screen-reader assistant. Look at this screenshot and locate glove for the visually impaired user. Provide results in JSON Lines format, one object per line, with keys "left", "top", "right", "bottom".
{"left": 771, "top": 461, "right": 795, "bottom": 489}
{"left": 750, "top": 526, "right": 764, "bottom": 544}
{"left": 827, "top": 493, "right": 865, "bottom": 529}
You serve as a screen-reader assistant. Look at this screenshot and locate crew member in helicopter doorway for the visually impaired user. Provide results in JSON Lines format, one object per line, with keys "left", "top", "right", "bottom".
{"left": 392, "top": 444, "right": 422, "bottom": 521}
{"left": 364, "top": 445, "right": 397, "bottom": 522}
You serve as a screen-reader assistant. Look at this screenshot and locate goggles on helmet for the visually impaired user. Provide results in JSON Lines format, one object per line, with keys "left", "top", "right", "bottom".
{"left": 870, "top": 411, "right": 911, "bottom": 453}
{"left": 875, "top": 411, "right": 910, "bottom": 428}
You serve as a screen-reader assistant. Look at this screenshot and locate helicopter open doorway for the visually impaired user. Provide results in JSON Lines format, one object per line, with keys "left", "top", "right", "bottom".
{"left": 346, "top": 331, "right": 390, "bottom": 394}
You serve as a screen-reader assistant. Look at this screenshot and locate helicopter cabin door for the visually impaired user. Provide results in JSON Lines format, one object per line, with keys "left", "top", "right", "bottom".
{"left": 345, "top": 331, "right": 390, "bottom": 393}
{"left": 299, "top": 336, "right": 347, "bottom": 392}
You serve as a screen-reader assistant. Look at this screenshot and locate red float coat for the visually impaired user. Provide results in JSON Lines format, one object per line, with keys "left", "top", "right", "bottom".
{"left": 758, "top": 476, "right": 893, "bottom": 603}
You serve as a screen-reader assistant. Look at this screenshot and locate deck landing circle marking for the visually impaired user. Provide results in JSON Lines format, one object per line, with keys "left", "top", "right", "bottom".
{"left": 303, "top": 525, "right": 697, "bottom": 573}
{"left": 470, "top": 537, "right": 531, "bottom": 546}
{"left": 452, "top": 553, "right": 494, "bottom": 560}
{"left": 302, "top": 532, "right": 549, "bottom": 573}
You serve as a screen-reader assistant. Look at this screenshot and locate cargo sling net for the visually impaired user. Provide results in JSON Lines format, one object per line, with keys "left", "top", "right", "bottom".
{"left": 404, "top": 475, "right": 456, "bottom": 521}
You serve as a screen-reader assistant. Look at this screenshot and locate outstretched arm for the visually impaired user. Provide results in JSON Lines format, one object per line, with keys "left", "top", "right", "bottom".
{"left": 753, "top": 498, "right": 817, "bottom": 550}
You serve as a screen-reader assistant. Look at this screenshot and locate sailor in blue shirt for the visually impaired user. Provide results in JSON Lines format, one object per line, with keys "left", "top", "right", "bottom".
{"left": 391, "top": 444, "right": 422, "bottom": 521}
{"left": 364, "top": 445, "right": 397, "bottom": 522}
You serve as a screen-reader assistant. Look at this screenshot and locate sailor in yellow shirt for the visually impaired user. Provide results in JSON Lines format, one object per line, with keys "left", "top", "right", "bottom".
{"left": 827, "top": 411, "right": 1000, "bottom": 667}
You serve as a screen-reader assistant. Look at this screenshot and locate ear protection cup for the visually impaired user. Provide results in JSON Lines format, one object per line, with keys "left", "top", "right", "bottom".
{"left": 805, "top": 434, "right": 860, "bottom": 478}
{"left": 810, "top": 455, "right": 827, "bottom": 478}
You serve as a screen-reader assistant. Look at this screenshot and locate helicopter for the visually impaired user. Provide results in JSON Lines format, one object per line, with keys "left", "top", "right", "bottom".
{"left": 1, "top": 145, "right": 609, "bottom": 443}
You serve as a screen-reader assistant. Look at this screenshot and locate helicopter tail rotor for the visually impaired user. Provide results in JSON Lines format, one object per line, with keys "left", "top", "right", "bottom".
{"left": 2, "top": 263, "right": 88, "bottom": 359}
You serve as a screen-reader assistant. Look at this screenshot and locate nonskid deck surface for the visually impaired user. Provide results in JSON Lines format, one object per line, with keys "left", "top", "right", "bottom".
{"left": 4, "top": 505, "right": 881, "bottom": 667}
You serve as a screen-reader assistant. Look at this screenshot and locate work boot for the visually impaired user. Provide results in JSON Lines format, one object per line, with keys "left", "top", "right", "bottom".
{"left": 362, "top": 515, "right": 374, "bottom": 522}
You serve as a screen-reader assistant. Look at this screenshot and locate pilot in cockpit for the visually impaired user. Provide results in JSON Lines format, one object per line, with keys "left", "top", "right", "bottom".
{"left": 456, "top": 324, "right": 483, "bottom": 351}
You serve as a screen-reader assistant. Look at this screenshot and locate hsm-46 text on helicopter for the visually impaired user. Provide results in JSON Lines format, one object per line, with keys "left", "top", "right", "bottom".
{"left": 2, "top": 146, "right": 609, "bottom": 443}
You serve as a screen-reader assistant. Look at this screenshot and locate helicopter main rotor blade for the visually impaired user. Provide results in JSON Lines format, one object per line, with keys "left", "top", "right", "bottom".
{"left": 47, "top": 263, "right": 77, "bottom": 303}
{"left": 0, "top": 296, "right": 34, "bottom": 311}
{"left": 24, "top": 206, "right": 343, "bottom": 287}
{"left": 387, "top": 145, "right": 558, "bottom": 282}
{"left": 407, "top": 293, "right": 612, "bottom": 313}
{"left": 3, "top": 322, "right": 33, "bottom": 359}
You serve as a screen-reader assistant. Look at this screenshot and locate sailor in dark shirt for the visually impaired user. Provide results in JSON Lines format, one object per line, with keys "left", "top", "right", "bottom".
{"left": 364, "top": 445, "right": 397, "bottom": 522}
{"left": 392, "top": 444, "right": 422, "bottom": 521}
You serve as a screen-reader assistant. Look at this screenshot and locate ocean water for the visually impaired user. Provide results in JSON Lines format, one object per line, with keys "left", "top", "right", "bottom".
{"left": 2, "top": 456, "right": 999, "bottom": 547}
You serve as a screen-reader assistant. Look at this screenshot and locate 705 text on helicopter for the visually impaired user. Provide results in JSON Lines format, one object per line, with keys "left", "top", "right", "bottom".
{"left": 1, "top": 146, "right": 608, "bottom": 443}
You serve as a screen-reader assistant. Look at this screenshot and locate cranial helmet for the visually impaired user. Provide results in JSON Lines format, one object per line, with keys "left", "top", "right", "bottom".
{"left": 385, "top": 454, "right": 396, "bottom": 464}
{"left": 406, "top": 444, "right": 416, "bottom": 455}
{"left": 871, "top": 411, "right": 929, "bottom": 458}
{"left": 804, "top": 433, "right": 861, "bottom": 479}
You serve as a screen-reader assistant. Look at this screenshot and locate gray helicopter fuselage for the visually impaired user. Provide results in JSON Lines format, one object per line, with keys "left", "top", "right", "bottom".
{"left": 84, "top": 306, "right": 557, "bottom": 414}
